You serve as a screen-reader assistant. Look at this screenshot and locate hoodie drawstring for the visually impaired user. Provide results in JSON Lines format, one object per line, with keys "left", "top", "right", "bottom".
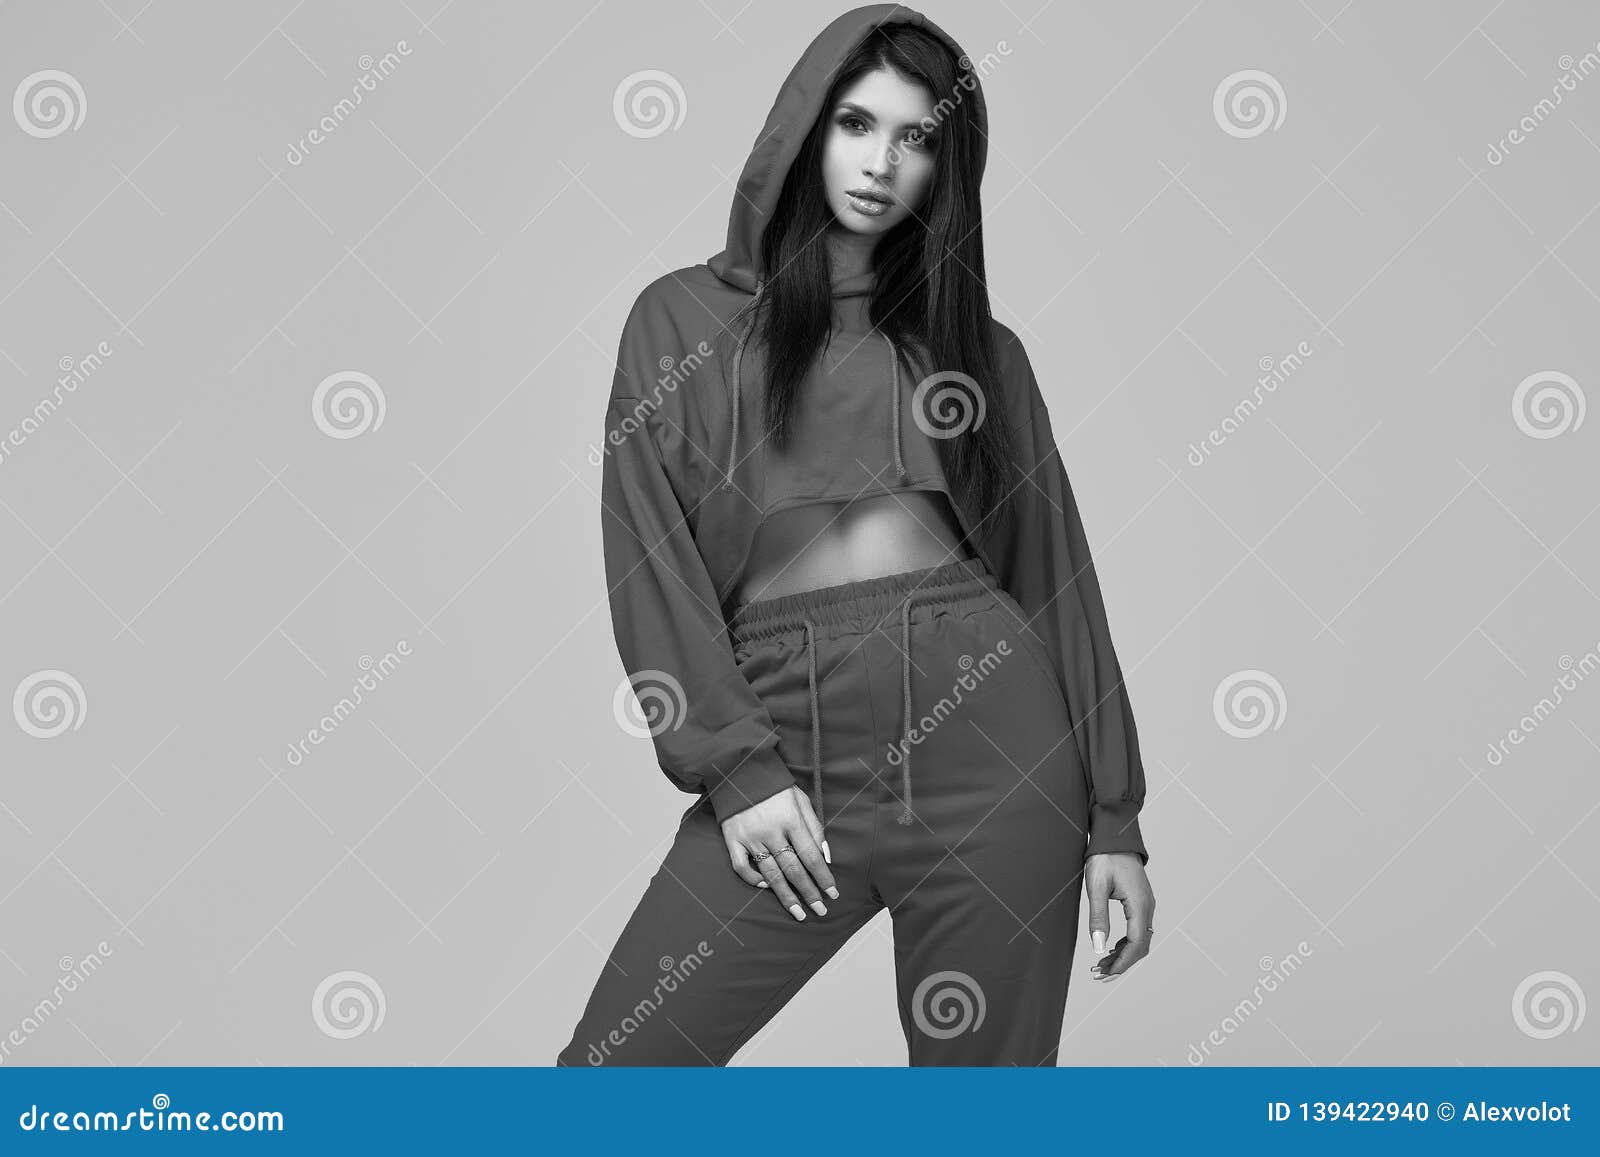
{"left": 723, "top": 303, "right": 907, "bottom": 491}
{"left": 886, "top": 335, "right": 906, "bottom": 481}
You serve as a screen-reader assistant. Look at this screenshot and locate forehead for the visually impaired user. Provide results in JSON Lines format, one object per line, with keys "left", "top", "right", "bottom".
{"left": 834, "top": 66, "right": 935, "bottom": 124}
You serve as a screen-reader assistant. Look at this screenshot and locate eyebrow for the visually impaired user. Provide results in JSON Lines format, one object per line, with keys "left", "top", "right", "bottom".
{"left": 834, "top": 101, "right": 933, "bottom": 134}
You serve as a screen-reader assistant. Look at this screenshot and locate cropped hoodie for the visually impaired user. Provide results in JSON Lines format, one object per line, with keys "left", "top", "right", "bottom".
{"left": 598, "top": 3, "right": 1149, "bottom": 864}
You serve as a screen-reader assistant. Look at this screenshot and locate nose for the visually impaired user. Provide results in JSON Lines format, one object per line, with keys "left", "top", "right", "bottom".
{"left": 864, "top": 135, "right": 894, "bottom": 182}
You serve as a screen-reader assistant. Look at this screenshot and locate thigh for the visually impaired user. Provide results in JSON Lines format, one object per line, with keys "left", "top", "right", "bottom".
{"left": 556, "top": 801, "right": 880, "bottom": 1066}
{"left": 876, "top": 600, "right": 1090, "bottom": 1065}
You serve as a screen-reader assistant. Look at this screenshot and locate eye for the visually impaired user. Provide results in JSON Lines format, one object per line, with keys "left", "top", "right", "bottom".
{"left": 904, "top": 128, "right": 936, "bottom": 152}
{"left": 839, "top": 114, "right": 867, "bottom": 133}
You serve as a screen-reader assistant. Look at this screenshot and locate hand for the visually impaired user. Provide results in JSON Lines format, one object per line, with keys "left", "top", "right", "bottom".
{"left": 723, "top": 786, "right": 839, "bottom": 921}
{"left": 1085, "top": 852, "right": 1154, "bottom": 980}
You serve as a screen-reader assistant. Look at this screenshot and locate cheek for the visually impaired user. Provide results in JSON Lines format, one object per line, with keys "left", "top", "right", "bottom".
{"left": 900, "top": 159, "right": 936, "bottom": 211}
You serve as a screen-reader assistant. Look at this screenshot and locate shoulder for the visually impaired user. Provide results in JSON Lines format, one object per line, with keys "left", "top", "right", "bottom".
{"left": 609, "top": 266, "right": 735, "bottom": 414}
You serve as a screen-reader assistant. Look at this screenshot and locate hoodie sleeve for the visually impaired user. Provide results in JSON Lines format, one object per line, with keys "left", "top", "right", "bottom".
{"left": 992, "top": 334, "right": 1150, "bottom": 865}
{"left": 599, "top": 305, "right": 799, "bottom": 826}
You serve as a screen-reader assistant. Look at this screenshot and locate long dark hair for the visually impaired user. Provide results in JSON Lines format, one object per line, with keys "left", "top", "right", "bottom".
{"left": 736, "top": 22, "right": 1018, "bottom": 532}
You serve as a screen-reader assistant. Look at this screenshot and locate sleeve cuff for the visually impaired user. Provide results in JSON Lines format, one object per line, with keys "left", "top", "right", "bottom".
{"left": 706, "top": 749, "right": 798, "bottom": 826}
{"left": 1085, "top": 799, "right": 1149, "bottom": 866}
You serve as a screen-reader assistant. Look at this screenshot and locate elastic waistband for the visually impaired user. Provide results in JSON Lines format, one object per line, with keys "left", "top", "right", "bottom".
{"left": 730, "top": 557, "right": 999, "bottom": 646}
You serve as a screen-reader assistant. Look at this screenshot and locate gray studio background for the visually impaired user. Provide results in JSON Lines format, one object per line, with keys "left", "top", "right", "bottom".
{"left": 1, "top": 0, "right": 1595, "bottom": 1067}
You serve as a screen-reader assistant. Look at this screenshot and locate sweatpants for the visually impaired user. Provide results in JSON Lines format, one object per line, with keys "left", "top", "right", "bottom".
{"left": 556, "top": 557, "right": 1090, "bottom": 1066}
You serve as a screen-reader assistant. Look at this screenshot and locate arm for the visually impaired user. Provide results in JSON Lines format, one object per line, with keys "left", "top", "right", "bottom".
{"left": 599, "top": 319, "right": 797, "bottom": 825}
{"left": 990, "top": 334, "right": 1150, "bottom": 866}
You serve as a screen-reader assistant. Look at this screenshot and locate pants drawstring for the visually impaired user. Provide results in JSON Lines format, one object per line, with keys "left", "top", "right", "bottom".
{"left": 803, "top": 618, "right": 824, "bottom": 834}
{"left": 896, "top": 594, "right": 916, "bottom": 825}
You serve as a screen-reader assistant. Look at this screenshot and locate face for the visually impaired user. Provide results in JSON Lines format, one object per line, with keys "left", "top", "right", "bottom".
{"left": 821, "top": 65, "right": 941, "bottom": 237}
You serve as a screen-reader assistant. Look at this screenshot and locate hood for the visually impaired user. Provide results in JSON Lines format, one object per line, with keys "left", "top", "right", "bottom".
{"left": 706, "top": 3, "right": 988, "bottom": 300}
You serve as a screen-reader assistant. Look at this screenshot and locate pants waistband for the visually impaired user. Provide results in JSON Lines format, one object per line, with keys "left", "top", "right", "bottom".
{"left": 729, "top": 557, "right": 999, "bottom": 647}
{"left": 728, "top": 556, "right": 1005, "bottom": 833}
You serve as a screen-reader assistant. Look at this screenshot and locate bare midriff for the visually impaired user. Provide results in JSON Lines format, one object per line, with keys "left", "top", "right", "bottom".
{"left": 734, "top": 489, "right": 973, "bottom": 605}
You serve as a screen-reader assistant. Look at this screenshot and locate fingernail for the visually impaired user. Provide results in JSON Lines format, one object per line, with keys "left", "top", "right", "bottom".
{"left": 789, "top": 904, "right": 805, "bottom": 920}
{"left": 810, "top": 900, "right": 827, "bottom": 916}
{"left": 822, "top": 840, "right": 831, "bottom": 864}
{"left": 826, "top": 886, "right": 839, "bottom": 899}
{"left": 1092, "top": 931, "right": 1106, "bottom": 954}
{"left": 757, "top": 881, "right": 769, "bottom": 888}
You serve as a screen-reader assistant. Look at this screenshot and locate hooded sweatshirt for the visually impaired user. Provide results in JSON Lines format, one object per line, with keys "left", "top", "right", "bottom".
{"left": 599, "top": 3, "right": 1149, "bottom": 864}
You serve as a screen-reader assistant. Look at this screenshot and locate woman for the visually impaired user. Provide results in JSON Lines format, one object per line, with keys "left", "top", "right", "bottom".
{"left": 559, "top": 3, "right": 1155, "bottom": 1067}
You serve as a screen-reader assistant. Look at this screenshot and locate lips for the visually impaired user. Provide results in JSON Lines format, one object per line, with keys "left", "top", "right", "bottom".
{"left": 847, "top": 188, "right": 891, "bottom": 205}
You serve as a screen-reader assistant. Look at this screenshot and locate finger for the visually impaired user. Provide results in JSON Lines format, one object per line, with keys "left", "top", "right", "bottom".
{"left": 754, "top": 848, "right": 805, "bottom": 920}
{"left": 782, "top": 819, "right": 837, "bottom": 906}
{"left": 725, "top": 833, "right": 766, "bottom": 888}
{"left": 1102, "top": 891, "right": 1154, "bottom": 978}
{"left": 790, "top": 789, "right": 834, "bottom": 869}
{"left": 772, "top": 835, "right": 825, "bottom": 915}
{"left": 1086, "top": 873, "right": 1111, "bottom": 956}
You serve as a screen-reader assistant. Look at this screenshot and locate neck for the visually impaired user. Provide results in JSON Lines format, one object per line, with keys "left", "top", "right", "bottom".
{"left": 826, "top": 225, "right": 878, "bottom": 282}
